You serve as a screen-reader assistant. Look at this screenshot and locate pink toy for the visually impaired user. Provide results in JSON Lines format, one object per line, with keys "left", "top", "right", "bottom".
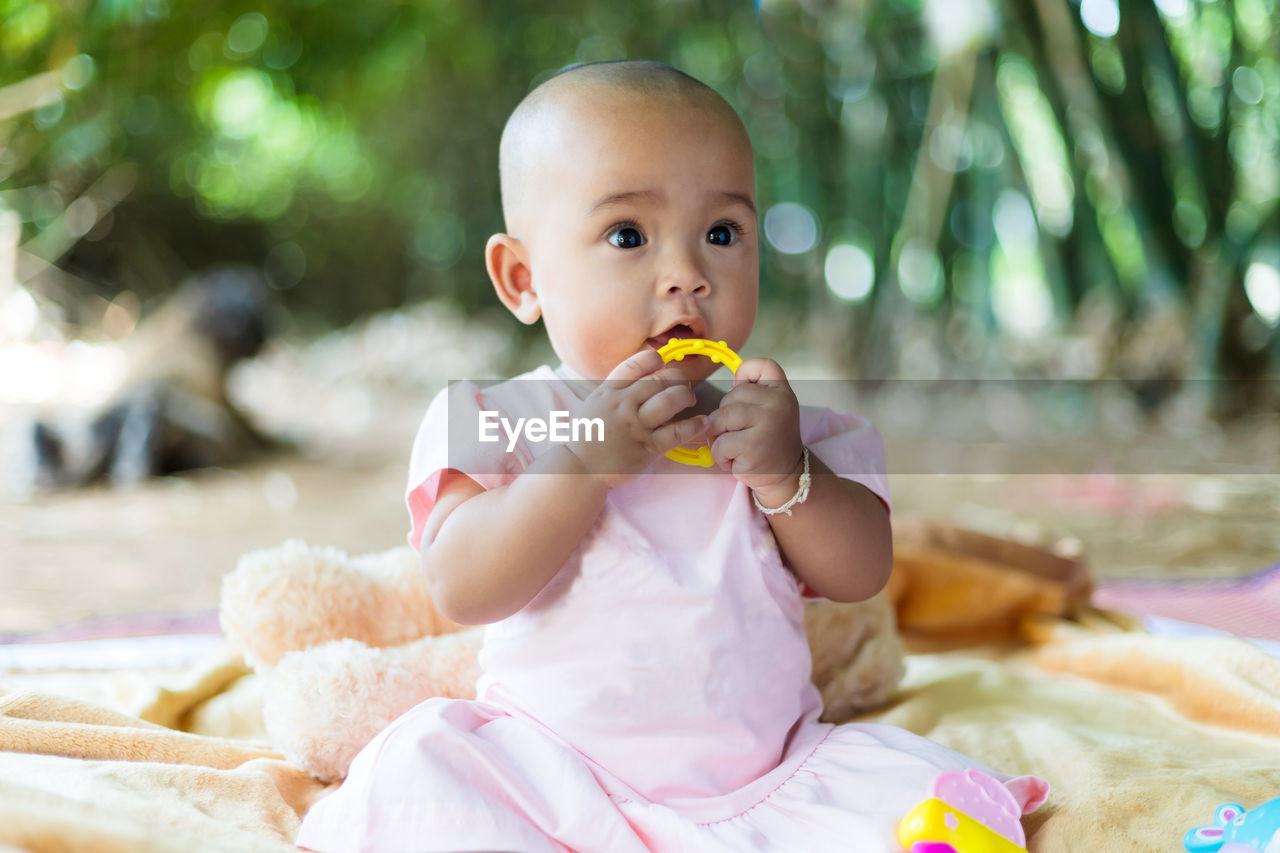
{"left": 898, "top": 769, "right": 1029, "bottom": 852}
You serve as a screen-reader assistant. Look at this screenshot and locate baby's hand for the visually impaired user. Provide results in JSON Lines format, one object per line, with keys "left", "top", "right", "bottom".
{"left": 706, "top": 358, "right": 804, "bottom": 496}
{"left": 566, "top": 349, "right": 711, "bottom": 489}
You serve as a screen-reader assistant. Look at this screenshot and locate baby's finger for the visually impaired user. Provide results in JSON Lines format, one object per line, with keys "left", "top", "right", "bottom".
{"left": 734, "top": 357, "right": 787, "bottom": 387}
{"left": 709, "top": 430, "right": 749, "bottom": 473}
{"left": 707, "top": 401, "right": 758, "bottom": 437}
{"left": 720, "top": 380, "right": 777, "bottom": 407}
{"left": 652, "top": 414, "right": 711, "bottom": 453}
{"left": 605, "top": 349, "right": 667, "bottom": 385}
{"left": 637, "top": 383, "right": 697, "bottom": 429}
{"left": 622, "top": 363, "right": 689, "bottom": 406}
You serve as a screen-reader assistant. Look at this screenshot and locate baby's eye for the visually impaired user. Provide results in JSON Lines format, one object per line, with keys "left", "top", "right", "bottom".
{"left": 607, "top": 225, "right": 645, "bottom": 249}
{"left": 707, "top": 222, "right": 742, "bottom": 246}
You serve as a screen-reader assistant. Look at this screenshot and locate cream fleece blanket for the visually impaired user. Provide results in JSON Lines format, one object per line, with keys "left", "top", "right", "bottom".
{"left": 0, "top": 652, "right": 330, "bottom": 853}
{"left": 878, "top": 624, "right": 1280, "bottom": 851}
{"left": 3, "top": 625, "right": 1278, "bottom": 852}
{"left": 2, "top": 577, "right": 1279, "bottom": 851}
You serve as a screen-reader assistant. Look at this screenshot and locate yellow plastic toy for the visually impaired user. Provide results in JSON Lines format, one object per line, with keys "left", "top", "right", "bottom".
{"left": 897, "top": 769, "right": 1030, "bottom": 853}
{"left": 655, "top": 338, "right": 742, "bottom": 467}
{"left": 897, "top": 799, "right": 1028, "bottom": 853}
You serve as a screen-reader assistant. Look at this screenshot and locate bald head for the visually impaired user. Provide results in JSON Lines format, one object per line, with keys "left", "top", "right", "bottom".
{"left": 498, "top": 61, "right": 748, "bottom": 238}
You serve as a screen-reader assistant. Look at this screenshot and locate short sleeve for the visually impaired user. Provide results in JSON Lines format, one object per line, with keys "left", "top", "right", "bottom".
{"left": 404, "top": 381, "right": 530, "bottom": 552}
{"left": 796, "top": 406, "right": 891, "bottom": 601}
{"left": 800, "top": 406, "right": 891, "bottom": 514}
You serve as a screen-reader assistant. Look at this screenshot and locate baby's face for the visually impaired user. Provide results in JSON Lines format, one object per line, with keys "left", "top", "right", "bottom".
{"left": 516, "top": 93, "right": 759, "bottom": 382}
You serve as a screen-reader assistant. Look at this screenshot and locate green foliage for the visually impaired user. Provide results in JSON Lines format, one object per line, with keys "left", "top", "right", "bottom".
{"left": 1, "top": 0, "right": 1278, "bottom": 380}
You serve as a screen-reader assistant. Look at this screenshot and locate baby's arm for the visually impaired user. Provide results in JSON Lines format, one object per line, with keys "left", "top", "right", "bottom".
{"left": 420, "top": 350, "right": 711, "bottom": 625}
{"left": 756, "top": 456, "right": 892, "bottom": 603}
{"left": 421, "top": 448, "right": 610, "bottom": 624}
{"left": 708, "top": 358, "right": 893, "bottom": 603}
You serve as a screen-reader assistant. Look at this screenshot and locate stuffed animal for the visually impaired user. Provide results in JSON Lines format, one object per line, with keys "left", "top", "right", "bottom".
{"left": 220, "top": 539, "right": 907, "bottom": 783}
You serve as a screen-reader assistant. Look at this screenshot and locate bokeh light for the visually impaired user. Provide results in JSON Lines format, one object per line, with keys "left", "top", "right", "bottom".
{"left": 1245, "top": 259, "right": 1280, "bottom": 326}
{"left": 1080, "top": 0, "right": 1120, "bottom": 39}
{"left": 897, "top": 240, "right": 943, "bottom": 305}
{"left": 824, "top": 242, "right": 875, "bottom": 302}
{"left": 226, "top": 13, "right": 269, "bottom": 56}
{"left": 764, "top": 203, "right": 819, "bottom": 255}
{"left": 1154, "top": 0, "right": 1190, "bottom": 19}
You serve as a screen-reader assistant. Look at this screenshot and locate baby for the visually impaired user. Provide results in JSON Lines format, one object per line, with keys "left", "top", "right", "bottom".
{"left": 297, "top": 60, "right": 1046, "bottom": 853}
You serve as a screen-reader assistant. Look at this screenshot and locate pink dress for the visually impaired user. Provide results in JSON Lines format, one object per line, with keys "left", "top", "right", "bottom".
{"left": 296, "top": 366, "right": 1047, "bottom": 852}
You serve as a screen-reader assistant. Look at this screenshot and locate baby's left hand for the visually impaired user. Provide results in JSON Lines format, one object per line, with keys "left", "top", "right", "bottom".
{"left": 706, "top": 358, "right": 804, "bottom": 494}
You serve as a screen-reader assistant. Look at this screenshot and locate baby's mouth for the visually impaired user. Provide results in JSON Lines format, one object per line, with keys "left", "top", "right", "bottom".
{"left": 646, "top": 324, "right": 696, "bottom": 350}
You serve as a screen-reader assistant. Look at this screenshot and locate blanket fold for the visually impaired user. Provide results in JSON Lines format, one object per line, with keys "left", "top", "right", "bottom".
{"left": 0, "top": 665, "right": 330, "bottom": 853}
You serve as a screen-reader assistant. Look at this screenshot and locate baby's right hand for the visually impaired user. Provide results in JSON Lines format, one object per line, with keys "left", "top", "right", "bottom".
{"left": 565, "top": 349, "right": 710, "bottom": 489}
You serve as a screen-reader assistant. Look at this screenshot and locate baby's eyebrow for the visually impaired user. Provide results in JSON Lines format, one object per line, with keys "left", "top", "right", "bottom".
{"left": 588, "top": 189, "right": 661, "bottom": 215}
{"left": 716, "top": 191, "right": 756, "bottom": 216}
{"left": 587, "top": 189, "right": 756, "bottom": 216}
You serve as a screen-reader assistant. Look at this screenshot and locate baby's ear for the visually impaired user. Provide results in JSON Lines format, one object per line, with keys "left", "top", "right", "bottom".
{"left": 485, "top": 233, "right": 540, "bottom": 324}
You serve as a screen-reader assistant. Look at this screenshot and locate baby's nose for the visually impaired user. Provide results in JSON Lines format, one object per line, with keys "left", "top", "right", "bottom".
{"left": 660, "top": 255, "right": 711, "bottom": 296}
{"left": 664, "top": 278, "right": 709, "bottom": 296}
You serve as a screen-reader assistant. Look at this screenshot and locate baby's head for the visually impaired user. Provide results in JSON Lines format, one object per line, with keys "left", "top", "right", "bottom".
{"left": 486, "top": 60, "right": 759, "bottom": 382}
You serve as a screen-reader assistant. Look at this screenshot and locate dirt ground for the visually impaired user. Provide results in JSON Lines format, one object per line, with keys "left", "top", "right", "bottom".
{"left": 6, "top": 456, "right": 1277, "bottom": 636}
{"left": 3, "top": 305, "right": 1278, "bottom": 636}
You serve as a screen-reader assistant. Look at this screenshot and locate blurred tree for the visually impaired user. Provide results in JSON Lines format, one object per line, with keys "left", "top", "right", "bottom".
{"left": 757, "top": 0, "right": 1279, "bottom": 396}
{"left": 1, "top": 0, "right": 1277, "bottom": 395}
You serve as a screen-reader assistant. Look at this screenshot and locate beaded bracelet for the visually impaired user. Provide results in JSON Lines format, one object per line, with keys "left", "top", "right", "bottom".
{"left": 752, "top": 447, "right": 811, "bottom": 517}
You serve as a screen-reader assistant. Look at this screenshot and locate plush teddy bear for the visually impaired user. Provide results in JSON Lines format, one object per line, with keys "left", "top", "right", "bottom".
{"left": 220, "top": 539, "right": 907, "bottom": 783}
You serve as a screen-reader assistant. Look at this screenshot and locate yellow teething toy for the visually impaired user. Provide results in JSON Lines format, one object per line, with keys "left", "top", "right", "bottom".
{"left": 898, "top": 798, "right": 1029, "bottom": 853}
{"left": 655, "top": 338, "right": 742, "bottom": 467}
